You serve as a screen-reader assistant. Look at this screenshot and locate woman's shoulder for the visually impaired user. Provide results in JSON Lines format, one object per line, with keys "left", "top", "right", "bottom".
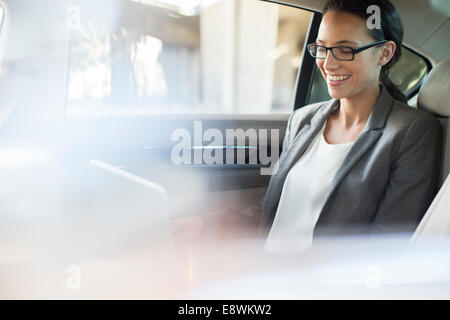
{"left": 388, "top": 99, "right": 441, "bottom": 131}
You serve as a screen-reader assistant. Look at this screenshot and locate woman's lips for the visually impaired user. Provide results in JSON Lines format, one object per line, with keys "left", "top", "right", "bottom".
{"left": 326, "top": 74, "right": 352, "bottom": 87}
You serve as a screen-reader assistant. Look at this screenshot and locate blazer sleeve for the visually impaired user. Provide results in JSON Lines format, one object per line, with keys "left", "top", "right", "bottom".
{"left": 370, "top": 115, "right": 443, "bottom": 234}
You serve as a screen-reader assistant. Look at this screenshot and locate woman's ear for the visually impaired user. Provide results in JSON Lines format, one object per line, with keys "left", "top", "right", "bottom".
{"left": 379, "top": 40, "right": 396, "bottom": 66}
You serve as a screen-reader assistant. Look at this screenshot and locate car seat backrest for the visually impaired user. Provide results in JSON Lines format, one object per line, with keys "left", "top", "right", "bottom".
{"left": 417, "top": 57, "right": 450, "bottom": 187}
{"left": 410, "top": 57, "right": 450, "bottom": 244}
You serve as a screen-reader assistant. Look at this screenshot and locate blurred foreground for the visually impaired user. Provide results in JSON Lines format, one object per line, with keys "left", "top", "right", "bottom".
{"left": 1, "top": 213, "right": 450, "bottom": 299}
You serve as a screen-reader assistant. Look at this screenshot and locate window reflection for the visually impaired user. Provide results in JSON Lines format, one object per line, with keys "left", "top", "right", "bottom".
{"left": 388, "top": 47, "right": 428, "bottom": 97}
{"left": 66, "top": 0, "right": 311, "bottom": 115}
{"left": 0, "top": 3, "right": 5, "bottom": 34}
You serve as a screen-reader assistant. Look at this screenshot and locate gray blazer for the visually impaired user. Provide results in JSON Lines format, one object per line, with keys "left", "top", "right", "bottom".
{"left": 260, "top": 86, "right": 442, "bottom": 238}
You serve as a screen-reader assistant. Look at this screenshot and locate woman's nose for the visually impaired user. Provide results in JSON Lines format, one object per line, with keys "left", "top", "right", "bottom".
{"left": 323, "top": 50, "right": 339, "bottom": 70}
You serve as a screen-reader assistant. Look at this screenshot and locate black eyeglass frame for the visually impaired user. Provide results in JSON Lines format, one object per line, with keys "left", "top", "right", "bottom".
{"left": 307, "top": 40, "right": 388, "bottom": 61}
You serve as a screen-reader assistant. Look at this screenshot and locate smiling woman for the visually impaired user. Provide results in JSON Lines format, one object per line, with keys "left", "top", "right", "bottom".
{"left": 260, "top": 0, "right": 443, "bottom": 255}
{"left": 317, "top": 0, "right": 405, "bottom": 103}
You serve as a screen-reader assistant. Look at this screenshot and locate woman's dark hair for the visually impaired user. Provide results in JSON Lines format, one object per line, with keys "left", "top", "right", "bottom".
{"left": 323, "top": 0, "right": 406, "bottom": 102}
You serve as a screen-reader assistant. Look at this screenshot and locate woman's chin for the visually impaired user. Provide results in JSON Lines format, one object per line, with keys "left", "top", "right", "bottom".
{"left": 328, "top": 87, "right": 349, "bottom": 99}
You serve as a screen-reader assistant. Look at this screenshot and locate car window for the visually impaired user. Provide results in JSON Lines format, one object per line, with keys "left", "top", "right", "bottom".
{"left": 387, "top": 47, "right": 430, "bottom": 99}
{"left": 305, "top": 45, "right": 432, "bottom": 106}
{"left": 66, "top": 0, "right": 312, "bottom": 116}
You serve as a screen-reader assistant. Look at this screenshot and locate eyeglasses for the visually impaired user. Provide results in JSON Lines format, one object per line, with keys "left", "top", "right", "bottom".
{"left": 307, "top": 40, "right": 387, "bottom": 61}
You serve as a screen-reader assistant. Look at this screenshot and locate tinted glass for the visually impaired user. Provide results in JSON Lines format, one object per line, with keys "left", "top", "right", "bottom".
{"left": 66, "top": 0, "right": 312, "bottom": 115}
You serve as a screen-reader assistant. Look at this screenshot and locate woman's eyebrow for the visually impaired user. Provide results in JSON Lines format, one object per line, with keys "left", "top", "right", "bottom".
{"left": 316, "top": 39, "right": 359, "bottom": 45}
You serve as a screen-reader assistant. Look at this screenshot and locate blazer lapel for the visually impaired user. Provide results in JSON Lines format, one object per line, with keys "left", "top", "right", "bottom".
{"left": 278, "top": 99, "right": 339, "bottom": 177}
{"left": 317, "top": 130, "right": 382, "bottom": 221}
{"left": 260, "top": 99, "right": 338, "bottom": 230}
{"left": 315, "top": 86, "right": 394, "bottom": 225}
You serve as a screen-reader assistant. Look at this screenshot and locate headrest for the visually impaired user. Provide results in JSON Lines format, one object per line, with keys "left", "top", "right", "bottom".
{"left": 418, "top": 57, "right": 450, "bottom": 117}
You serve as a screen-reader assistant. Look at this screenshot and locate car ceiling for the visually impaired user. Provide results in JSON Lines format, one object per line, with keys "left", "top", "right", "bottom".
{"left": 269, "top": 0, "right": 450, "bottom": 64}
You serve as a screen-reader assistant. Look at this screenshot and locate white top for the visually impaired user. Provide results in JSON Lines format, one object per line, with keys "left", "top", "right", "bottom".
{"left": 265, "top": 121, "right": 355, "bottom": 255}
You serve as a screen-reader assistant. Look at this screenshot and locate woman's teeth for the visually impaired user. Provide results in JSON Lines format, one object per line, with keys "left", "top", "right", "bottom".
{"left": 328, "top": 74, "right": 351, "bottom": 81}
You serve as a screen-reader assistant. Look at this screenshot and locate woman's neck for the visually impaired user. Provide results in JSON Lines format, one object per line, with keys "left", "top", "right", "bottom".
{"left": 336, "top": 85, "right": 380, "bottom": 129}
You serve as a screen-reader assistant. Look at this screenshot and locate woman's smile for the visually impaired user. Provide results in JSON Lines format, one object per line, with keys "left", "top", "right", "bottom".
{"left": 326, "top": 73, "right": 352, "bottom": 86}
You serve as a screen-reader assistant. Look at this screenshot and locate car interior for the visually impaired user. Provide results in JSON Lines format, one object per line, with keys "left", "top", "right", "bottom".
{"left": 0, "top": 0, "right": 449, "bottom": 298}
